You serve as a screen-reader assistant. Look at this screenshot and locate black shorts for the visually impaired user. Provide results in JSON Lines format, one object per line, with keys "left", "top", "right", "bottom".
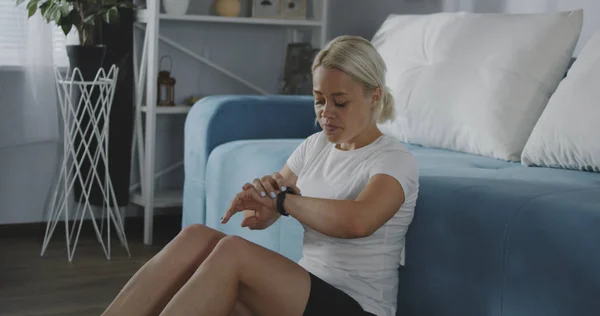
{"left": 304, "top": 272, "right": 376, "bottom": 316}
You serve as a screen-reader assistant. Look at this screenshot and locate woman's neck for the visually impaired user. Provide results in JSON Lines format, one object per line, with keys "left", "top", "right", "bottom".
{"left": 336, "top": 125, "right": 383, "bottom": 151}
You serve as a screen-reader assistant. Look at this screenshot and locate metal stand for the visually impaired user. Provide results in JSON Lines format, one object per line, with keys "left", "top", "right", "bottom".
{"left": 41, "top": 65, "right": 130, "bottom": 262}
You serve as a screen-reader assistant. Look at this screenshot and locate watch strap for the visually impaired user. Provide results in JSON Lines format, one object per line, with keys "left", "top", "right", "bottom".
{"left": 276, "top": 187, "right": 297, "bottom": 216}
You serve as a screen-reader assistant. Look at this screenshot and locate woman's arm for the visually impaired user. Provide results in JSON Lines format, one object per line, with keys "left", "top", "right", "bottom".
{"left": 284, "top": 173, "right": 405, "bottom": 239}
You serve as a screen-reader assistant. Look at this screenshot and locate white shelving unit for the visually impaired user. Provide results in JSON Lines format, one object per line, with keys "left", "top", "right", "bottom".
{"left": 132, "top": 0, "right": 329, "bottom": 245}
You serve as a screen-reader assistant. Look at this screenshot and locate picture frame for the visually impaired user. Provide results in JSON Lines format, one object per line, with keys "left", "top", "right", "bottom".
{"left": 280, "top": 42, "right": 317, "bottom": 95}
{"left": 251, "top": 0, "right": 281, "bottom": 18}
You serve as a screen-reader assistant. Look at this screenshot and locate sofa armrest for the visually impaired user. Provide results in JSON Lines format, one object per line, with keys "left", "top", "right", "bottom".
{"left": 182, "top": 94, "right": 318, "bottom": 227}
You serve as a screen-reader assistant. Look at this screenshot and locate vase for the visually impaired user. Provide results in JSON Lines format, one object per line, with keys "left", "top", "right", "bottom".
{"left": 215, "top": 0, "right": 241, "bottom": 17}
{"left": 163, "top": 0, "right": 190, "bottom": 15}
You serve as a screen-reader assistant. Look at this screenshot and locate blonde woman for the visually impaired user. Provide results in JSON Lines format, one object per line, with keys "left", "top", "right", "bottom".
{"left": 102, "top": 35, "right": 419, "bottom": 316}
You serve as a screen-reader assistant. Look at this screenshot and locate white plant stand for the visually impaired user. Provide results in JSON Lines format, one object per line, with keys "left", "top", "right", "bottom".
{"left": 41, "top": 65, "right": 131, "bottom": 262}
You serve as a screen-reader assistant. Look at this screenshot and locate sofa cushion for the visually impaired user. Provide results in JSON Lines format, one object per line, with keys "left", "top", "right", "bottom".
{"left": 204, "top": 138, "right": 305, "bottom": 261}
{"left": 372, "top": 10, "right": 583, "bottom": 161}
{"left": 521, "top": 30, "right": 600, "bottom": 172}
{"left": 397, "top": 143, "right": 600, "bottom": 316}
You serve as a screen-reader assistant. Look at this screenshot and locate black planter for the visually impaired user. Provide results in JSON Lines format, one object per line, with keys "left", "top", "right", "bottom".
{"left": 68, "top": 8, "right": 134, "bottom": 208}
{"left": 66, "top": 45, "right": 107, "bottom": 81}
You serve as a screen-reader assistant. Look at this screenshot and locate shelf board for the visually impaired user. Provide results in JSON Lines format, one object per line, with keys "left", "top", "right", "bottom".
{"left": 141, "top": 104, "right": 192, "bottom": 114}
{"left": 136, "top": 9, "right": 323, "bottom": 27}
{"left": 130, "top": 189, "right": 183, "bottom": 208}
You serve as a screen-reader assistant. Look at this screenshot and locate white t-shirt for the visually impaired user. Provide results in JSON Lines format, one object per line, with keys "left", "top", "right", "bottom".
{"left": 286, "top": 131, "right": 419, "bottom": 316}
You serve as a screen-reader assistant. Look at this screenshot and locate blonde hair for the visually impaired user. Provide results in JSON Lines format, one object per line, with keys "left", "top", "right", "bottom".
{"left": 312, "top": 35, "right": 395, "bottom": 124}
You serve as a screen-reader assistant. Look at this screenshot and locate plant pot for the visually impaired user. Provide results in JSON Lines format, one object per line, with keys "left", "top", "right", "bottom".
{"left": 66, "top": 45, "right": 107, "bottom": 81}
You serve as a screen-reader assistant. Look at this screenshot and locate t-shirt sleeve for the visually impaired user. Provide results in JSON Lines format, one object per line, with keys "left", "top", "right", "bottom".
{"left": 286, "top": 132, "right": 320, "bottom": 176}
{"left": 368, "top": 149, "right": 419, "bottom": 199}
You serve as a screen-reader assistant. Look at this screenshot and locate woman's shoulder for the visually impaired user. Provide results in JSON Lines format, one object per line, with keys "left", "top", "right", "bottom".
{"left": 375, "top": 135, "right": 415, "bottom": 159}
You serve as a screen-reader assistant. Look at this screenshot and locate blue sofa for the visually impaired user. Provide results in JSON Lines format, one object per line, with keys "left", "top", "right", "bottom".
{"left": 183, "top": 95, "right": 600, "bottom": 316}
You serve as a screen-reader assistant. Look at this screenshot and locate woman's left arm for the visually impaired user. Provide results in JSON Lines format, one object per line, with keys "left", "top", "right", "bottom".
{"left": 284, "top": 174, "right": 405, "bottom": 239}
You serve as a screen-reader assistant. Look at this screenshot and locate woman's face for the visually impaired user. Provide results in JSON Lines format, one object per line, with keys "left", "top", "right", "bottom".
{"left": 312, "top": 66, "right": 377, "bottom": 145}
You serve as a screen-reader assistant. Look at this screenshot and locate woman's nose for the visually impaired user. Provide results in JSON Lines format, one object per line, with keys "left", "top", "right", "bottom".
{"left": 322, "top": 102, "right": 335, "bottom": 118}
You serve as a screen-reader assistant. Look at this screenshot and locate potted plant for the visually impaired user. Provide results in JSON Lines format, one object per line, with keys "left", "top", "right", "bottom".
{"left": 17, "top": 0, "right": 135, "bottom": 79}
{"left": 17, "top": 0, "right": 137, "bottom": 208}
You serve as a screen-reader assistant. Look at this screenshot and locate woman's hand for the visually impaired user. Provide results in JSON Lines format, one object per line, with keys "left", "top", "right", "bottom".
{"left": 222, "top": 172, "right": 301, "bottom": 229}
{"left": 221, "top": 187, "right": 275, "bottom": 225}
{"left": 238, "top": 182, "right": 280, "bottom": 230}
{"left": 250, "top": 172, "right": 297, "bottom": 199}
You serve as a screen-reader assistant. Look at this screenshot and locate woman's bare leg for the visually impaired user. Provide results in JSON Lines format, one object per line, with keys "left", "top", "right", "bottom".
{"left": 159, "top": 235, "right": 311, "bottom": 316}
{"left": 101, "top": 224, "right": 226, "bottom": 316}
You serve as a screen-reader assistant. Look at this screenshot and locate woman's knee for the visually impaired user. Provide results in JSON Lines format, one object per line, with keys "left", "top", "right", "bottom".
{"left": 178, "top": 224, "right": 226, "bottom": 244}
{"left": 204, "top": 236, "right": 248, "bottom": 269}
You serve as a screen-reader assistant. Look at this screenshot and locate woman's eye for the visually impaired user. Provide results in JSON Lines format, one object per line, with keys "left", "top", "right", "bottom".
{"left": 335, "top": 102, "right": 348, "bottom": 107}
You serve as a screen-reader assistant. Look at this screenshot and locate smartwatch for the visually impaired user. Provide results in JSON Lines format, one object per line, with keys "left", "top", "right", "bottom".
{"left": 276, "top": 187, "right": 297, "bottom": 216}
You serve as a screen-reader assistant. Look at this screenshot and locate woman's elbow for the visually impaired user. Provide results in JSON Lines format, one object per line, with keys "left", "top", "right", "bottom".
{"left": 345, "top": 219, "right": 375, "bottom": 239}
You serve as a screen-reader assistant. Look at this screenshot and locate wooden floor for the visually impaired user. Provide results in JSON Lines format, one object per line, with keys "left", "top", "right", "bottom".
{"left": 0, "top": 214, "right": 181, "bottom": 316}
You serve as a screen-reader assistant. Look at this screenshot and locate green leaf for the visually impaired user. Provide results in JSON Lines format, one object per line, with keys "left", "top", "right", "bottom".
{"left": 45, "top": 5, "right": 58, "bottom": 22}
{"left": 51, "top": 7, "right": 61, "bottom": 22}
{"left": 61, "top": 22, "right": 72, "bottom": 35}
{"left": 39, "top": 1, "right": 49, "bottom": 16}
{"left": 42, "top": 3, "right": 56, "bottom": 21}
{"left": 104, "top": 6, "right": 118, "bottom": 24}
{"left": 68, "top": 8, "right": 81, "bottom": 26}
{"left": 16, "top": 0, "right": 26, "bottom": 7}
{"left": 26, "top": 0, "right": 38, "bottom": 17}
{"left": 59, "top": 1, "right": 69, "bottom": 15}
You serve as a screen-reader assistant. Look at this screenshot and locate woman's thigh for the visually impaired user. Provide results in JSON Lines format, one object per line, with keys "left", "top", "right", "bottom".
{"left": 213, "top": 236, "right": 312, "bottom": 316}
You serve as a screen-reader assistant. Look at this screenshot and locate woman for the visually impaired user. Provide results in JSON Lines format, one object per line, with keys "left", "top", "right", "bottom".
{"left": 102, "top": 35, "right": 419, "bottom": 316}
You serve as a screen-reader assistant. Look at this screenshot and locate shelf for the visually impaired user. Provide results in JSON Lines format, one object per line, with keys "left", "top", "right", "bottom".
{"left": 141, "top": 104, "right": 192, "bottom": 114}
{"left": 135, "top": 9, "right": 324, "bottom": 27}
{"left": 130, "top": 189, "right": 183, "bottom": 208}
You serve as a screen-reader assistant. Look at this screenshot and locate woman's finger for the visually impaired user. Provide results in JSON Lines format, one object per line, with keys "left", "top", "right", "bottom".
{"left": 240, "top": 215, "right": 258, "bottom": 228}
{"left": 271, "top": 172, "right": 287, "bottom": 192}
{"left": 252, "top": 178, "right": 268, "bottom": 198}
{"left": 260, "top": 175, "right": 278, "bottom": 199}
{"left": 222, "top": 190, "right": 260, "bottom": 224}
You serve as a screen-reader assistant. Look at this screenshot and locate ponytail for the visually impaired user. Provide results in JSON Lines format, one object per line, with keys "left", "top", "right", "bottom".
{"left": 374, "top": 87, "right": 395, "bottom": 124}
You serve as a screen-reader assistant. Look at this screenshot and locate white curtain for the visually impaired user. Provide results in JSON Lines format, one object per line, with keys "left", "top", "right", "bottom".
{"left": 0, "top": 7, "right": 73, "bottom": 150}
{"left": 0, "top": 4, "right": 71, "bottom": 224}
{"left": 21, "top": 13, "right": 61, "bottom": 146}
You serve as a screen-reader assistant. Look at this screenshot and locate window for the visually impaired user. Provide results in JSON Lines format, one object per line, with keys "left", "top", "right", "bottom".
{"left": 0, "top": 0, "right": 69, "bottom": 68}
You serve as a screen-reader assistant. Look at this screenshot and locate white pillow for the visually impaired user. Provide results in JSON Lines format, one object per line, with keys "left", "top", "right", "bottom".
{"left": 521, "top": 30, "right": 600, "bottom": 172}
{"left": 372, "top": 11, "right": 583, "bottom": 161}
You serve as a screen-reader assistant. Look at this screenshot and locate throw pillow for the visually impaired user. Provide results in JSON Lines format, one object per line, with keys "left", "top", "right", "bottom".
{"left": 372, "top": 10, "right": 583, "bottom": 161}
{"left": 521, "top": 30, "right": 600, "bottom": 172}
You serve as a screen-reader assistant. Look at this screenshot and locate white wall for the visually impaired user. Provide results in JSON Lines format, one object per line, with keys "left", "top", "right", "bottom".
{"left": 506, "top": 0, "right": 600, "bottom": 55}
{"left": 446, "top": 0, "right": 600, "bottom": 55}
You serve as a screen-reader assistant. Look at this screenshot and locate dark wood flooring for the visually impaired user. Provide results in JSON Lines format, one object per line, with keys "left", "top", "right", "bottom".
{"left": 0, "top": 214, "right": 181, "bottom": 316}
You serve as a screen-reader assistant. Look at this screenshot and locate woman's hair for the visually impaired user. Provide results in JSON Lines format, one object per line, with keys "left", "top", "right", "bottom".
{"left": 312, "top": 35, "right": 395, "bottom": 124}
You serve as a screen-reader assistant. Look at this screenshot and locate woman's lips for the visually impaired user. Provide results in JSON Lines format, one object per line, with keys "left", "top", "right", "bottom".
{"left": 323, "top": 124, "right": 338, "bottom": 133}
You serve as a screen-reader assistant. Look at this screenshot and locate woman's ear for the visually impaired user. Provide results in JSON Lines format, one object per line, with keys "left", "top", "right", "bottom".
{"left": 371, "top": 87, "right": 382, "bottom": 108}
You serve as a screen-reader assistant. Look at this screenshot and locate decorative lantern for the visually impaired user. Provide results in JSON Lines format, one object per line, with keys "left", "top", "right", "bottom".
{"left": 157, "top": 56, "right": 176, "bottom": 106}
